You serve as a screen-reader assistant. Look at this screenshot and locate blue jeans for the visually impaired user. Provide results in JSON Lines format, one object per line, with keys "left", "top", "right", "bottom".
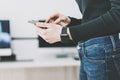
{"left": 77, "top": 34, "right": 120, "bottom": 80}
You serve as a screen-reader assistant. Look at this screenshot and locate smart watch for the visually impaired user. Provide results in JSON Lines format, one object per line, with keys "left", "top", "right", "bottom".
{"left": 60, "top": 27, "right": 71, "bottom": 43}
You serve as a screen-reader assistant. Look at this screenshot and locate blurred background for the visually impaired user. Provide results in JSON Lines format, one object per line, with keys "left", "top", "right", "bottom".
{"left": 0, "top": 0, "right": 82, "bottom": 80}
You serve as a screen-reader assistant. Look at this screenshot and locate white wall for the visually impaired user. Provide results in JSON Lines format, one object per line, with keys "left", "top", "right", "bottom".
{"left": 0, "top": 0, "right": 82, "bottom": 38}
{"left": 0, "top": 0, "right": 82, "bottom": 60}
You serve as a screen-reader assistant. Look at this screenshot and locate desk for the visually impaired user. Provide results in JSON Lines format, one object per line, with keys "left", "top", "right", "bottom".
{"left": 0, "top": 58, "right": 80, "bottom": 80}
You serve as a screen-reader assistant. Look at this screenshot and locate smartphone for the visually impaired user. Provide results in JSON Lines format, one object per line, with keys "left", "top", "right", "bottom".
{"left": 28, "top": 20, "right": 47, "bottom": 29}
{"left": 28, "top": 20, "right": 39, "bottom": 24}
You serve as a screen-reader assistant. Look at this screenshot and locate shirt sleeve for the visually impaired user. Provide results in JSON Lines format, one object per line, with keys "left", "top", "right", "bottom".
{"left": 67, "top": 17, "right": 81, "bottom": 27}
{"left": 69, "top": 0, "right": 120, "bottom": 43}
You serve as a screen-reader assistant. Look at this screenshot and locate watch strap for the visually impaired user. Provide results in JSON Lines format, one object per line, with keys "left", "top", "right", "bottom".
{"left": 61, "top": 27, "right": 71, "bottom": 43}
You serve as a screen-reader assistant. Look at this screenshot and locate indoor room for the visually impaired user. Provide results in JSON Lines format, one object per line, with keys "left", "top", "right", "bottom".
{"left": 0, "top": 0, "right": 81, "bottom": 80}
{"left": 0, "top": 0, "right": 120, "bottom": 80}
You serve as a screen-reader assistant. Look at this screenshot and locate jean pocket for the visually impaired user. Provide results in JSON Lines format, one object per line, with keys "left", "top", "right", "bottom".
{"left": 84, "top": 55, "right": 106, "bottom": 64}
{"left": 85, "top": 44, "right": 106, "bottom": 63}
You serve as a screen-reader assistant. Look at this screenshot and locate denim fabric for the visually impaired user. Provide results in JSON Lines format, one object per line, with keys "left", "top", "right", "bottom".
{"left": 77, "top": 34, "right": 120, "bottom": 80}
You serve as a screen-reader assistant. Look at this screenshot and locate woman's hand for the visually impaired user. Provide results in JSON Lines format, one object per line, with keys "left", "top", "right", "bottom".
{"left": 45, "top": 13, "right": 71, "bottom": 27}
{"left": 35, "top": 22, "right": 62, "bottom": 44}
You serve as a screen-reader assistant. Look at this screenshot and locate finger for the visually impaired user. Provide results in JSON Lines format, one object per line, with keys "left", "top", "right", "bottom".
{"left": 54, "top": 17, "right": 67, "bottom": 24}
{"left": 54, "top": 18, "right": 61, "bottom": 24}
{"left": 58, "top": 22, "right": 67, "bottom": 27}
{"left": 46, "top": 16, "right": 58, "bottom": 23}
{"left": 61, "top": 17, "right": 67, "bottom": 21}
{"left": 45, "top": 16, "right": 54, "bottom": 23}
{"left": 45, "top": 13, "right": 59, "bottom": 23}
{"left": 47, "top": 19, "right": 55, "bottom": 23}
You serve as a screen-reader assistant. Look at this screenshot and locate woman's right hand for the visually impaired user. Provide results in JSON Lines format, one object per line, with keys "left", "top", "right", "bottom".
{"left": 45, "top": 13, "right": 71, "bottom": 27}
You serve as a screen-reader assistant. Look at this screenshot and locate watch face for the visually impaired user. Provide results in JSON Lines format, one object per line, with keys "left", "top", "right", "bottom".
{"left": 61, "top": 34, "right": 68, "bottom": 37}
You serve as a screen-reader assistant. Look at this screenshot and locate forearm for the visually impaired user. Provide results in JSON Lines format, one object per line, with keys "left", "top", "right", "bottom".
{"left": 67, "top": 17, "right": 82, "bottom": 27}
{"left": 69, "top": 0, "right": 120, "bottom": 43}
{"left": 69, "top": 10, "right": 120, "bottom": 43}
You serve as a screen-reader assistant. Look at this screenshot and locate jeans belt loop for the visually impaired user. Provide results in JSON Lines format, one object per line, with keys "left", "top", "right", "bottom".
{"left": 81, "top": 42, "right": 86, "bottom": 57}
{"left": 110, "top": 36, "right": 116, "bottom": 51}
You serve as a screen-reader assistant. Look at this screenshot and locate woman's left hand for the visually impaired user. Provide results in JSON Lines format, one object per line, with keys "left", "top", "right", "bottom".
{"left": 35, "top": 22, "right": 62, "bottom": 44}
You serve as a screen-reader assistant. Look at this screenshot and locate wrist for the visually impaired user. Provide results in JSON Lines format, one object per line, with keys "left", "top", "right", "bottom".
{"left": 60, "top": 27, "right": 71, "bottom": 43}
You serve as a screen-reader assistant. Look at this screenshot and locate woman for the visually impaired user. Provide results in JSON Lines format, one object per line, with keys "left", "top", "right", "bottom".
{"left": 35, "top": 0, "right": 120, "bottom": 80}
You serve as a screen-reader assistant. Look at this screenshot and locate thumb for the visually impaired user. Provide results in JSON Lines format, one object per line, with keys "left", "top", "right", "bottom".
{"left": 54, "top": 18, "right": 61, "bottom": 24}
